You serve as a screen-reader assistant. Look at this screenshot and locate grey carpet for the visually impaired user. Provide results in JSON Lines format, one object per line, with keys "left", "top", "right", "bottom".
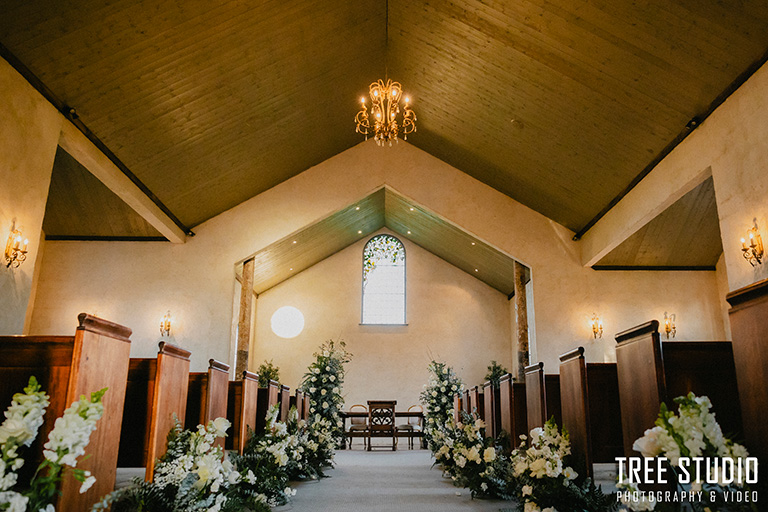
{"left": 279, "top": 448, "right": 512, "bottom": 512}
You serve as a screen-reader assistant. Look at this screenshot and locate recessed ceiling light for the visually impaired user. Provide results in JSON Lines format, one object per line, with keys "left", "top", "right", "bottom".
{"left": 358, "top": 230, "right": 362, "bottom": 234}
{"left": 409, "top": 207, "right": 414, "bottom": 211}
{"left": 407, "top": 230, "right": 411, "bottom": 234}
{"left": 289, "top": 268, "right": 293, "bottom": 271}
{"left": 355, "top": 206, "right": 360, "bottom": 210}
{"left": 292, "top": 240, "right": 297, "bottom": 244}
{"left": 474, "top": 268, "right": 479, "bottom": 272}
{"left": 471, "top": 242, "right": 476, "bottom": 246}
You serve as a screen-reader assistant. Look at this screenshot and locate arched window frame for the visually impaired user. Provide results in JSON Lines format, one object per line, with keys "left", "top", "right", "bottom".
{"left": 361, "top": 234, "right": 407, "bottom": 325}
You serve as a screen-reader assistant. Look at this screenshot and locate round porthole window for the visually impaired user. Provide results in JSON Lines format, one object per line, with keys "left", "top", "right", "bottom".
{"left": 270, "top": 306, "right": 305, "bottom": 339}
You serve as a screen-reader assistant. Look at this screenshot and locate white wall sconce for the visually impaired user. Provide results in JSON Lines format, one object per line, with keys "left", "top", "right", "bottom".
{"left": 4, "top": 228, "right": 29, "bottom": 268}
{"left": 663, "top": 312, "right": 676, "bottom": 339}
{"left": 160, "top": 310, "right": 172, "bottom": 337}
{"left": 590, "top": 313, "right": 603, "bottom": 339}
{"left": 740, "top": 220, "right": 763, "bottom": 266}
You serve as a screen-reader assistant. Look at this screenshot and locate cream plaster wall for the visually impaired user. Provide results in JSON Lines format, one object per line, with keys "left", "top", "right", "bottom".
{"left": 30, "top": 139, "right": 728, "bottom": 375}
{"left": 0, "top": 58, "right": 62, "bottom": 334}
{"left": 581, "top": 60, "right": 768, "bottom": 293}
{"left": 252, "top": 229, "right": 512, "bottom": 407}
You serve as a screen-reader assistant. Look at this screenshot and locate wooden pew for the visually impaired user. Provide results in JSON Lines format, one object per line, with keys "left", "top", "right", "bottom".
{"left": 186, "top": 359, "right": 230, "bottom": 428}
{"left": 499, "top": 373, "right": 527, "bottom": 447}
{"left": 0, "top": 314, "right": 132, "bottom": 512}
{"left": 727, "top": 278, "right": 768, "bottom": 463}
{"left": 524, "top": 362, "right": 562, "bottom": 431}
{"left": 279, "top": 384, "right": 291, "bottom": 421}
{"left": 615, "top": 321, "right": 742, "bottom": 457}
{"left": 117, "top": 342, "right": 191, "bottom": 481}
{"left": 469, "top": 385, "right": 485, "bottom": 420}
{"left": 559, "top": 347, "right": 623, "bottom": 475}
{"left": 482, "top": 380, "right": 501, "bottom": 438}
{"left": 226, "top": 371, "right": 260, "bottom": 453}
{"left": 255, "top": 379, "right": 281, "bottom": 432}
{"left": 302, "top": 391, "right": 311, "bottom": 419}
{"left": 461, "top": 389, "right": 471, "bottom": 417}
{"left": 291, "top": 389, "right": 305, "bottom": 420}
{"left": 453, "top": 394, "right": 463, "bottom": 423}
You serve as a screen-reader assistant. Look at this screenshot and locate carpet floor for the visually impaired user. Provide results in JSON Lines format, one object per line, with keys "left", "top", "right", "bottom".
{"left": 279, "top": 448, "right": 514, "bottom": 512}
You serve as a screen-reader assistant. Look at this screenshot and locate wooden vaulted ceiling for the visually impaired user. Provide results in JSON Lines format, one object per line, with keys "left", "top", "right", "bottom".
{"left": 238, "top": 187, "right": 529, "bottom": 296}
{"left": 3, "top": 1, "right": 768, "bottom": 236}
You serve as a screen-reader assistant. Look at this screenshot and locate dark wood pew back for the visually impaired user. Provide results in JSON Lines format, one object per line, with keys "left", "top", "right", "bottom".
{"left": 524, "top": 363, "right": 562, "bottom": 431}
{"left": 292, "top": 389, "right": 305, "bottom": 420}
{"left": 186, "top": 359, "right": 230, "bottom": 429}
{"left": 144, "top": 342, "right": 191, "bottom": 480}
{"left": 615, "top": 321, "right": 742, "bottom": 456}
{"left": 227, "top": 371, "right": 260, "bottom": 453}
{"left": 469, "top": 385, "right": 484, "bottom": 420}
{"left": 280, "top": 384, "right": 291, "bottom": 421}
{"left": 727, "top": 278, "right": 768, "bottom": 462}
{"left": 462, "top": 389, "right": 471, "bottom": 416}
{"left": 559, "top": 347, "right": 623, "bottom": 475}
{"left": 0, "top": 314, "right": 132, "bottom": 512}
{"left": 255, "top": 379, "right": 281, "bottom": 432}
{"left": 302, "top": 390, "right": 311, "bottom": 419}
{"left": 499, "top": 373, "right": 527, "bottom": 447}
{"left": 482, "top": 381, "right": 501, "bottom": 438}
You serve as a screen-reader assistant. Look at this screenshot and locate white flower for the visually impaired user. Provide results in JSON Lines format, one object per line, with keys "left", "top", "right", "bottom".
{"left": 43, "top": 390, "right": 105, "bottom": 467}
{"left": 329, "top": 375, "right": 336, "bottom": 382}
{"left": 563, "top": 466, "right": 577, "bottom": 480}
{"left": 79, "top": 471, "right": 96, "bottom": 493}
{"left": 522, "top": 484, "right": 533, "bottom": 496}
{"left": 483, "top": 447, "right": 496, "bottom": 463}
{"left": 321, "top": 389, "right": 327, "bottom": 396}
{"left": 212, "top": 417, "right": 230, "bottom": 437}
{"left": 632, "top": 426, "right": 664, "bottom": 458}
{"left": 480, "top": 482, "right": 488, "bottom": 492}
{"left": 0, "top": 491, "right": 28, "bottom": 512}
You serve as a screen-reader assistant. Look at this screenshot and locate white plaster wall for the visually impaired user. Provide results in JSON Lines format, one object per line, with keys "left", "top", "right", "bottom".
{"left": 30, "top": 139, "right": 728, "bottom": 373}
{"left": 252, "top": 229, "right": 512, "bottom": 407}
{"left": 0, "top": 58, "right": 62, "bottom": 334}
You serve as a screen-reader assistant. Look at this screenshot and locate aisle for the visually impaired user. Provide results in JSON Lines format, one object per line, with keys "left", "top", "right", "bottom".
{"left": 282, "top": 449, "right": 512, "bottom": 512}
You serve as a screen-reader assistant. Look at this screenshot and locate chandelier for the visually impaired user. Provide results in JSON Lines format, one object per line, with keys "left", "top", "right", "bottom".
{"left": 355, "top": 79, "right": 416, "bottom": 146}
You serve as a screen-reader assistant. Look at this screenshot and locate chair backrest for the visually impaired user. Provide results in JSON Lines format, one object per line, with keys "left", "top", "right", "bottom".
{"left": 367, "top": 400, "right": 396, "bottom": 430}
{"left": 407, "top": 404, "right": 423, "bottom": 426}
{"left": 350, "top": 404, "right": 367, "bottom": 425}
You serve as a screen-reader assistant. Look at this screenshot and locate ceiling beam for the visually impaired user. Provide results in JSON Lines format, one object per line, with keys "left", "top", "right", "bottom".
{"left": 59, "top": 121, "right": 187, "bottom": 243}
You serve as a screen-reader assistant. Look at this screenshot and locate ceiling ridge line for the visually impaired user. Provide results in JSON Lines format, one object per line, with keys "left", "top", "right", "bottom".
{"left": 572, "top": 43, "right": 768, "bottom": 242}
{"left": 0, "top": 42, "right": 194, "bottom": 237}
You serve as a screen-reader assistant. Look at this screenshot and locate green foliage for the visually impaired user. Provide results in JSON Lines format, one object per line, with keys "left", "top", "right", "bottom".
{"left": 300, "top": 339, "right": 351, "bottom": 444}
{"left": 484, "top": 360, "right": 508, "bottom": 389}
{"left": 256, "top": 360, "right": 280, "bottom": 388}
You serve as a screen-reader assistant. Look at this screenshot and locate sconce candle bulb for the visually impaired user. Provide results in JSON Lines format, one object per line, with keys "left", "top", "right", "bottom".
{"left": 741, "top": 221, "right": 764, "bottom": 266}
{"left": 590, "top": 313, "right": 603, "bottom": 339}
{"left": 664, "top": 311, "right": 676, "bottom": 339}
{"left": 160, "top": 310, "right": 172, "bottom": 337}
{"left": 4, "top": 229, "right": 29, "bottom": 268}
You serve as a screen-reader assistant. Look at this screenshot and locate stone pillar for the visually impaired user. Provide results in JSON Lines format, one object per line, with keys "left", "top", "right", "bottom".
{"left": 514, "top": 261, "right": 529, "bottom": 381}
{"left": 235, "top": 257, "right": 255, "bottom": 378}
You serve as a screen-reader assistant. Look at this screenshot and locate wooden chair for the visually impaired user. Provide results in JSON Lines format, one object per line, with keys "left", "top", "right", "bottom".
{"left": 727, "top": 277, "right": 768, "bottom": 462}
{"left": 615, "top": 320, "right": 742, "bottom": 456}
{"left": 255, "top": 379, "right": 280, "bottom": 433}
{"left": 396, "top": 404, "right": 424, "bottom": 449}
{"left": 469, "top": 385, "right": 485, "bottom": 420}
{"left": 559, "top": 347, "right": 623, "bottom": 476}
{"left": 0, "top": 314, "right": 132, "bottom": 512}
{"left": 226, "top": 371, "right": 260, "bottom": 453}
{"left": 482, "top": 380, "right": 502, "bottom": 438}
{"left": 499, "top": 373, "right": 527, "bottom": 450}
{"left": 524, "top": 362, "right": 562, "bottom": 431}
{"left": 279, "top": 384, "right": 291, "bottom": 421}
{"left": 347, "top": 404, "right": 369, "bottom": 449}
{"left": 186, "top": 359, "right": 230, "bottom": 448}
{"left": 117, "top": 341, "right": 191, "bottom": 481}
{"left": 367, "top": 400, "right": 397, "bottom": 451}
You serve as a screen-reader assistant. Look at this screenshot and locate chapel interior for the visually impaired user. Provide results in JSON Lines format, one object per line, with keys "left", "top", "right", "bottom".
{"left": 2, "top": 0, "right": 768, "bottom": 508}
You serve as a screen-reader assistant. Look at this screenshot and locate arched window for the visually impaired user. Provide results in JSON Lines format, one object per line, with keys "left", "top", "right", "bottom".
{"left": 362, "top": 234, "right": 406, "bottom": 324}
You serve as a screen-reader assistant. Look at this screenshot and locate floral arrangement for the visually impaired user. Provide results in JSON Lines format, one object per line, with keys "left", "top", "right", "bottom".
{"left": 432, "top": 413, "right": 511, "bottom": 499}
{"left": 93, "top": 417, "right": 246, "bottom": 512}
{"left": 507, "top": 419, "right": 616, "bottom": 512}
{"left": 0, "top": 376, "right": 106, "bottom": 512}
{"left": 619, "top": 393, "right": 756, "bottom": 512}
{"left": 485, "top": 360, "right": 509, "bottom": 389}
{"left": 282, "top": 407, "right": 335, "bottom": 480}
{"left": 256, "top": 360, "right": 280, "bottom": 388}
{"left": 363, "top": 234, "right": 405, "bottom": 284}
{"left": 420, "top": 360, "right": 464, "bottom": 452}
{"left": 301, "top": 339, "right": 351, "bottom": 444}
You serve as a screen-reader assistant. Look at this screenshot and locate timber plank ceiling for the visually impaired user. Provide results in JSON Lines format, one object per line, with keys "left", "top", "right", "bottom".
{"left": 3, "top": 0, "right": 768, "bottom": 233}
